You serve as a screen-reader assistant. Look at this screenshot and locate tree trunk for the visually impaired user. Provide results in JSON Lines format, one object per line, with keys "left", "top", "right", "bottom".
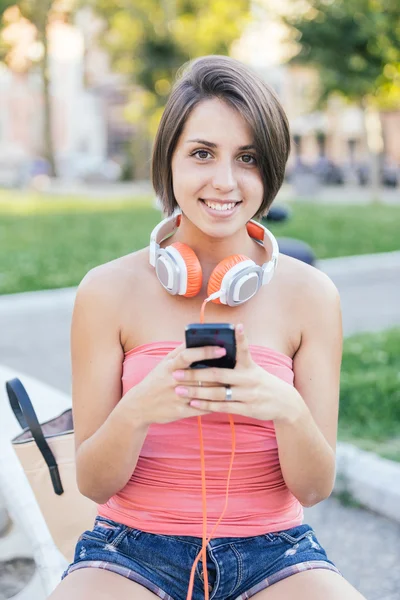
{"left": 361, "top": 99, "right": 383, "bottom": 203}
{"left": 36, "top": 1, "right": 57, "bottom": 177}
{"left": 40, "top": 25, "right": 57, "bottom": 177}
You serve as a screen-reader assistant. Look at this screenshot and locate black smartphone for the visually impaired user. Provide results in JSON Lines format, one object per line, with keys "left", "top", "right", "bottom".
{"left": 185, "top": 323, "right": 236, "bottom": 369}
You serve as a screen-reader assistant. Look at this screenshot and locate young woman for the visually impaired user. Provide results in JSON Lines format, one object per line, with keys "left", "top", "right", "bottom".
{"left": 49, "top": 55, "right": 366, "bottom": 600}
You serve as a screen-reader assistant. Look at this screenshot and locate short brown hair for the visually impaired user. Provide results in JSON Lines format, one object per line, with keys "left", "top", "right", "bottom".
{"left": 151, "top": 55, "right": 290, "bottom": 219}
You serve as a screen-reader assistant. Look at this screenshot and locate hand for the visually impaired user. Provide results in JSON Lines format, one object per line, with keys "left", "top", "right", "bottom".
{"left": 128, "top": 343, "right": 228, "bottom": 426}
{"left": 172, "top": 324, "right": 302, "bottom": 423}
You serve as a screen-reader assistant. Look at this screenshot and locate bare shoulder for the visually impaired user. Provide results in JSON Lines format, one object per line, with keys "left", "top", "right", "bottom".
{"left": 276, "top": 253, "right": 341, "bottom": 332}
{"left": 75, "top": 247, "right": 149, "bottom": 309}
{"left": 278, "top": 252, "right": 340, "bottom": 303}
{"left": 71, "top": 247, "right": 151, "bottom": 366}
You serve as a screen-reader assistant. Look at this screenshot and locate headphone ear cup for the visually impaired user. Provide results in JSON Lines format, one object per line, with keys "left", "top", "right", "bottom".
{"left": 170, "top": 242, "right": 203, "bottom": 297}
{"left": 207, "top": 255, "right": 250, "bottom": 304}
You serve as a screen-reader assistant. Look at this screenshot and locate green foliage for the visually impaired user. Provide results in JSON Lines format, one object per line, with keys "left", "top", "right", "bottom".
{"left": 21, "top": 1, "right": 55, "bottom": 33}
{"left": 283, "top": 0, "right": 400, "bottom": 107}
{"left": 0, "top": 0, "right": 14, "bottom": 14}
{"left": 87, "top": 0, "right": 251, "bottom": 133}
{"left": 339, "top": 328, "right": 400, "bottom": 440}
{"left": 0, "top": 0, "right": 14, "bottom": 60}
{"left": 0, "top": 1, "right": 76, "bottom": 39}
{"left": 0, "top": 1, "right": 49, "bottom": 68}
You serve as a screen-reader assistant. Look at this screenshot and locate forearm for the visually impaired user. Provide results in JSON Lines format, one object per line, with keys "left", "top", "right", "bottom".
{"left": 76, "top": 391, "right": 149, "bottom": 504}
{"left": 274, "top": 388, "right": 336, "bottom": 507}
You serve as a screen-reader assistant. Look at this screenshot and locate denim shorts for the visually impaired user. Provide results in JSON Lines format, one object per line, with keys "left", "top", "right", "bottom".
{"left": 62, "top": 516, "right": 342, "bottom": 600}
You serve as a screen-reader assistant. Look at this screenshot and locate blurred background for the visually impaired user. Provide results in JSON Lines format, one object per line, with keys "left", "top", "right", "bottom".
{"left": 0, "top": 0, "right": 398, "bottom": 193}
{"left": 0, "top": 1, "right": 399, "bottom": 599}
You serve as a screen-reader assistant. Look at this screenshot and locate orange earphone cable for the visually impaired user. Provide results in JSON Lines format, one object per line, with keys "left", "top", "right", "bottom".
{"left": 186, "top": 414, "right": 236, "bottom": 600}
{"left": 199, "top": 415, "right": 209, "bottom": 597}
{"left": 199, "top": 299, "right": 207, "bottom": 325}
{"left": 186, "top": 298, "right": 236, "bottom": 600}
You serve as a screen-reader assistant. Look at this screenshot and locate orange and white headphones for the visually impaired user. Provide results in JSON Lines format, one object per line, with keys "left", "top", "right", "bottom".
{"left": 149, "top": 209, "right": 279, "bottom": 304}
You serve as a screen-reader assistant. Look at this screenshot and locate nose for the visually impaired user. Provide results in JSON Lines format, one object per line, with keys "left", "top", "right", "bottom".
{"left": 211, "top": 159, "right": 237, "bottom": 192}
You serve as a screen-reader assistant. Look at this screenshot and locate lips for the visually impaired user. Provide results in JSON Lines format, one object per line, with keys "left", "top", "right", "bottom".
{"left": 199, "top": 198, "right": 242, "bottom": 218}
{"left": 201, "top": 199, "right": 241, "bottom": 206}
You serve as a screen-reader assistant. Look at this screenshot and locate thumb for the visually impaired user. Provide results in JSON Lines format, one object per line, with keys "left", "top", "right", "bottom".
{"left": 166, "top": 341, "right": 186, "bottom": 359}
{"left": 235, "top": 323, "right": 251, "bottom": 366}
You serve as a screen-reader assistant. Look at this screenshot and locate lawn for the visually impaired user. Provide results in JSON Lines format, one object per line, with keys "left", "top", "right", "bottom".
{"left": 0, "top": 191, "right": 400, "bottom": 294}
{"left": 1, "top": 191, "right": 399, "bottom": 461}
{"left": 0, "top": 195, "right": 156, "bottom": 294}
{"left": 338, "top": 327, "right": 400, "bottom": 462}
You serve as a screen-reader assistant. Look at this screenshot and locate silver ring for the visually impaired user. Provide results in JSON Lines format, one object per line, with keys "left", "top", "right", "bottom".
{"left": 224, "top": 385, "right": 232, "bottom": 401}
{"left": 198, "top": 381, "right": 202, "bottom": 387}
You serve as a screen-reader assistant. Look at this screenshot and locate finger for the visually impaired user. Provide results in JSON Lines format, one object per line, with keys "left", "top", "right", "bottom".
{"left": 188, "top": 399, "right": 247, "bottom": 415}
{"left": 173, "top": 367, "right": 241, "bottom": 386}
{"left": 166, "top": 342, "right": 186, "bottom": 359}
{"left": 235, "top": 323, "right": 251, "bottom": 366}
{"left": 175, "top": 384, "right": 236, "bottom": 402}
{"left": 172, "top": 346, "right": 226, "bottom": 370}
{"left": 185, "top": 407, "right": 213, "bottom": 418}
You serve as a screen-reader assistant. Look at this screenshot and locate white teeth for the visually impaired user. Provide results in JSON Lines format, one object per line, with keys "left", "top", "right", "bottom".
{"left": 204, "top": 200, "right": 237, "bottom": 211}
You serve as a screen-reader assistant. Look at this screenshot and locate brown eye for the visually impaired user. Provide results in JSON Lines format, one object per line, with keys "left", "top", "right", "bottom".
{"left": 193, "top": 150, "right": 211, "bottom": 160}
{"left": 239, "top": 154, "right": 256, "bottom": 164}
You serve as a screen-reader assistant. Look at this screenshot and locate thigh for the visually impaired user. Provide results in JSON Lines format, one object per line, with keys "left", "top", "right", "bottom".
{"left": 251, "top": 569, "right": 366, "bottom": 600}
{"left": 47, "top": 568, "right": 160, "bottom": 600}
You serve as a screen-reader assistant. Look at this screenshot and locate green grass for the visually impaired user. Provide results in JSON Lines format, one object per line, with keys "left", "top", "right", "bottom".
{"left": 274, "top": 201, "right": 400, "bottom": 258}
{"left": 1, "top": 191, "right": 399, "bottom": 460}
{"left": 0, "top": 195, "right": 157, "bottom": 294}
{"left": 338, "top": 328, "right": 400, "bottom": 462}
{"left": 0, "top": 190, "right": 148, "bottom": 215}
{"left": 0, "top": 191, "right": 399, "bottom": 294}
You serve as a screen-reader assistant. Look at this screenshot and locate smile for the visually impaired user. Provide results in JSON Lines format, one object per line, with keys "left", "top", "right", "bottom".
{"left": 199, "top": 198, "right": 242, "bottom": 217}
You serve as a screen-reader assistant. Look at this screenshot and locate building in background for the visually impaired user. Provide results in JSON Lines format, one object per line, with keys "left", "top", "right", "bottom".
{"left": 0, "top": 3, "right": 398, "bottom": 187}
{"left": 0, "top": 10, "right": 113, "bottom": 185}
{"left": 232, "top": 0, "right": 400, "bottom": 173}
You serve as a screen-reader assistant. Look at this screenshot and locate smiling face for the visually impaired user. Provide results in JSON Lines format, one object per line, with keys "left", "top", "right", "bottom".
{"left": 171, "top": 98, "right": 264, "bottom": 239}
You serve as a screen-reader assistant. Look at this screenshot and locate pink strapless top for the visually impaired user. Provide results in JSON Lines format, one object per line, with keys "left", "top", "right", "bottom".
{"left": 98, "top": 341, "right": 303, "bottom": 537}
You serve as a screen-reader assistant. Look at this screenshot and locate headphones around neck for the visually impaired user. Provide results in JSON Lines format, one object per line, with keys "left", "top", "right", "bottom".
{"left": 149, "top": 210, "right": 279, "bottom": 306}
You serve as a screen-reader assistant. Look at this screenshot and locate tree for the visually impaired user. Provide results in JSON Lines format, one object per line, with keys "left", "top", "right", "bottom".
{"left": 282, "top": 0, "right": 400, "bottom": 199}
{"left": 0, "top": 1, "right": 78, "bottom": 176}
{"left": 87, "top": 0, "right": 251, "bottom": 177}
{"left": 283, "top": 0, "right": 399, "bottom": 105}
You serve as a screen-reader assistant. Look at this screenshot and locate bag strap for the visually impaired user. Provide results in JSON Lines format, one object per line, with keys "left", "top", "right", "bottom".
{"left": 6, "top": 378, "right": 64, "bottom": 496}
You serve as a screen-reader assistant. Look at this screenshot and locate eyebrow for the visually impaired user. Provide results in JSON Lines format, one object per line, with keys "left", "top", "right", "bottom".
{"left": 185, "top": 139, "right": 256, "bottom": 151}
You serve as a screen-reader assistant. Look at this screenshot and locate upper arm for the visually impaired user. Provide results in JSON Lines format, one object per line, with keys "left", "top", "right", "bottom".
{"left": 292, "top": 268, "right": 343, "bottom": 453}
{"left": 71, "top": 267, "right": 125, "bottom": 454}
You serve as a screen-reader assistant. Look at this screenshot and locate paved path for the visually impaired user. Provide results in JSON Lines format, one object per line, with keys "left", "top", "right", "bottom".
{"left": 319, "top": 252, "right": 400, "bottom": 336}
{"left": 303, "top": 498, "right": 400, "bottom": 600}
{"left": 0, "top": 252, "right": 399, "bottom": 599}
{"left": 0, "top": 252, "right": 399, "bottom": 396}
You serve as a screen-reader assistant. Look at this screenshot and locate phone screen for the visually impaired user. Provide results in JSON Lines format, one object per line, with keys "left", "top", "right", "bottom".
{"left": 185, "top": 323, "right": 236, "bottom": 369}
